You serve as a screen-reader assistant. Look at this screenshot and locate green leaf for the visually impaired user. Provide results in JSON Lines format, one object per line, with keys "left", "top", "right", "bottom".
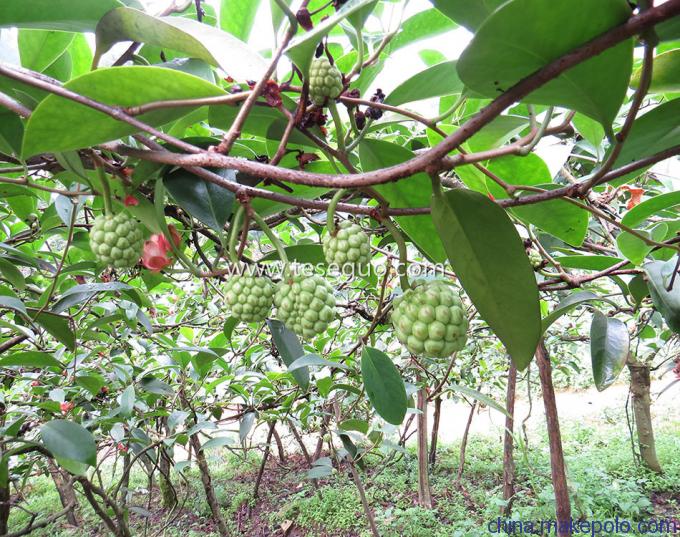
{"left": 223, "top": 317, "right": 239, "bottom": 341}
{"left": 18, "top": 29, "right": 75, "bottom": 72}
{"left": 140, "top": 376, "right": 173, "bottom": 396}
{"left": 657, "top": 17, "right": 680, "bottom": 42}
{"left": 285, "top": 0, "right": 379, "bottom": 76}
{"left": 590, "top": 311, "right": 629, "bottom": 392}
{"left": 429, "top": 0, "right": 504, "bottom": 31}
{"left": 288, "top": 354, "right": 348, "bottom": 372}
{"left": 0, "top": 257, "right": 26, "bottom": 290}
{"left": 457, "top": 0, "right": 633, "bottom": 128}
{"left": 29, "top": 309, "right": 76, "bottom": 351}
{"left": 266, "top": 319, "right": 310, "bottom": 390}
{"left": 75, "top": 374, "right": 105, "bottom": 396}
{"left": 119, "top": 385, "right": 135, "bottom": 417}
{"left": 573, "top": 113, "right": 605, "bottom": 154}
{"left": 622, "top": 191, "right": 680, "bottom": 228}
{"left": 0, "top": 351, "right": 63, "bottom": 369}
{"left": 164, "top": 168, "right": 235, "bottom": 233}
{"left": 386, "top": 61, "right": 463, "bottom": 106}
{"left": 261, "top": 244, "right": 326, "bottom": 265}
{"left": 631, "top": 50, "right": 680, "bottom": 94}
{"left": 22, "top": 66, "right": 227, "bottom": 158}
{"left": 40, "top": 420, "right": 96, "bottom": 475}
{"left": 628, "top": 273, "right": 649, "bottom": 306}
{"left": 612, "top": 98, "right": 680, "bottom": 181}
{"left": 220, "top": 0, "right": 261, "bottom": 41}
{"left": 449, "top": 383, "right": 509, "bottom": 417}
{"left": 390, "top": 9, "right": 457, "bottom": 53}
{"left": 360, "top": 139, "right": 446, "bottom": 262}
{"left": 645, "top": 259, "right": 680, "bottom": 334}
{"left": 0, "top": 0, "right": 123, "bottom": 32}
{"left": 338, "top": 419, "right": 369, "bottom": 435}
{"left": 486, "top": 154, "right": 588, "bottom": 246}
{"left": 361, "top": 347, "right": 407, "bottom": 426}
{"left": 0, "top": 295, "right": 28, "bottom": 316}
{"left": 556, "top": 255, "right": 626, "bottom": 271}
{"left": 52, "top": 282, "right": 132, "bottom": 313}
{"left": 431, "top": 189, "right": 540, "bottom": 369}
{"left": 542, "top": 291, "right": 617, "bottom": 333}
{"left": 94, "top": 7, "right": 266, "bottom": 80}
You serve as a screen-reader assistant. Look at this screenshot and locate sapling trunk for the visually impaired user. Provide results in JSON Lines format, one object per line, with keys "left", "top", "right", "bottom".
{"left": 189, "top": 432, "right": 229, "bottom": 537}
{"left": 48, "top": 459, "right": 80, "bottom": 526}
{"left": 429, "top": 396, "right": 442, "bottom": 466}
{"left": 501, "top": 362, "right": 517, "bottom": 516}
{"left": 416, "top": 386, "right": 432, "bottom": 508}
{"left": 536, "top": 340, "right": 572, "bottom": 537}
{"left": 627, "top": 360, "right": 663, "bottom": 473}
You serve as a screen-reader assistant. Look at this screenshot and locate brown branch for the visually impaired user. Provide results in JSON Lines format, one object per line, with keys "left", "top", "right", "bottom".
{"left": 0, "top": 91, "right": 32, "bottom": 118}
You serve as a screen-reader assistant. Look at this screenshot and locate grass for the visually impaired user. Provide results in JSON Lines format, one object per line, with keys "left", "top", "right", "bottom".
{"left": 7, "top": 416, "right": 680, "bottom": 536}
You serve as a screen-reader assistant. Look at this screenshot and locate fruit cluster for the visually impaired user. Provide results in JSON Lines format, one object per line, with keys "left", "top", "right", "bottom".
{"left": 309, "top": 56, "right": 343, "bottom": 106}
{"left": 528, "top": 249, "right": 542, "bottom": 269}
{"left": 274, "top": 271, "right": 336, "bottom": 339}
{"left": 323, "top": 221, "right": 371, "bottom": 274}
{"left": 90, "top": 212, "right": 144, "bottom": 269}
{"left": 391, "top": 280, "right": 468, "bottom": 358}
{"left": 224, "top": 275, "right": 275, "bottom": 323}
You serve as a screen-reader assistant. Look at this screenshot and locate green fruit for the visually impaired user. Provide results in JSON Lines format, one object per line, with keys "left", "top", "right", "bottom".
{"left": 323, "top": 221, "right": 371, "bottom": 275}
{"left": 224, "top": 275, "right": 275, "bottom": 323}
{"left": 391, "top": 280, "right": 468, "bottom": 358}
{"left": 90, "top": 212, "right": 143, "bottom": 269}
{"left": 528, "top": 249, "right": 542, "bottom": 269}
{"left": 274, "top": 270, "right": 336, "bottom": 339}
{"left": 309, "top": 56, "right": 343, "bottom": 106}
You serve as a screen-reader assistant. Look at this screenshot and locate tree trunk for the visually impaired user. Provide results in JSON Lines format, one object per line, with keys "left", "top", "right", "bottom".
{"left": 347, "top": 460, "right": 380, "bottom": 537}
{"left": 189, "top": 432, "right": 229, "bottom": 537}
{"left": 47, "top": 459, "right": 80, "bottom": 526}
{"left": 272, "top": 425, "right": 286, "bottom": 463}
{"left": 253, "top": 421, "right": 276, "bottom": 499}
{"left": 628, "top": 360, "right": 663, "bottom": 473}
{"left": 536, "top": 340, "right": 572, "bottom": 537}
{"left": 429, "top": 396, "right": 442, "bottom": 467}
{"left": 0, "top": 466, "right": 9, "bottom": 536}
{"left": 501, "top": 362, "right": 517, "bottom": 516}
{"left": 416, "top": 387, "right": 432, "bottom": 508}
{"left": 158, "top": 449, "right": 176, "bottom": 509}
{"left": 456, "top": 396, "right": 478, "bottom": 482}
{"left": 118, "top": 452, "right": 131, "bottom": 508}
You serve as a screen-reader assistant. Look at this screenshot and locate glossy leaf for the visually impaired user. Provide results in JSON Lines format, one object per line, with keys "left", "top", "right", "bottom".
{"left": 457, "top": 0, "right": 633, "bottom": 128}
{"left": 94, "top": 7, "right": 267, "bottom": 80}
{"left": 261, "top": 244, "right": 326, "bottom": 265}
{"left": 390, "top": 9, "right": 457, "bottom": 52}
{"left": 0, "top": 0, "right": 123, "bottom": 32}
{"left": 432, "top": 189, "right": 541, "bottom": 369}
{"left": 590, "top": 311, "right": 629, "bottom": 391}
{"left": 631, "top": 50, "right": 680, "bottom": 94}
{"left": 0, "top": 295, "right": 27, "bottom": 316}
{"left": 164, "top": 168, "right": 235, "bottom": 233}
{"left": 266, "top": 319, "right": 310, "bottom": 391}
{"left": 18, "top": 29, "right": 75, "bottom": 73}
{"left": 40, "top": 420, "right": 96, "bottom": 475}
{"left": 430, "top": 0, "right": 504, "bottom": 31}
{"left": 30, "top": 310, "right": 76, "bottom": 351}
{"left": 386, "top": 61, "right": 463, "bottom": 106}
{"left": 556, "top": 255, "right": 626, "bottom": 271}
{"left": 645, "top": 259, "right": 680, "bottom": 334}
{"left": 0, "top": 351, "right": 63, "bottom": 369}
{"left": 288, "top": 354, "right": 348, "bottom": 372}
{"left": 360, "top": 139, "right": 446, "bottom": 262}
{"left": 542, "top": 291, "right": 617, "bottom": 333}
{"left": 450, "top": 383, "right": 509, "bottom": 417}
{"left": 285, "top": 0, "right": 378, "bottom": 76}
{"left": 0, "top": 257, "right": 25, "bottom": 290}
{"left": 361, "top": 347, "right": 407, "bottom": 425}
{"left": 23, "top": 67, "right": 227, "bottom": 157}
{"left": 220, "top": 0, "right": 261, "bottom": 41}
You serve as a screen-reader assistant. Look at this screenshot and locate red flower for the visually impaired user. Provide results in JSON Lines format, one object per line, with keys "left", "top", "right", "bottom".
{"left": 124, "top": 195, "right": 139, "bottom": 207}
{"left": 142, "top": 225, "right": 181, "bottom": 272}
{"left": 31, "top": 380, "right": 40, "bottom": 387}
{"left": 60, "top": 401, "right": 74, "bottom": 414}
{"left": 117, "top": 442, "right": 128, "bottom": 453}
{"left": 262, "top": 80, "right": 282, "bottom": 108}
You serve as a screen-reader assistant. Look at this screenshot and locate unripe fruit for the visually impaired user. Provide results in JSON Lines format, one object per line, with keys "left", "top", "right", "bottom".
{"left": 391, "top": 280, "right": 467, "bottom": 358}
{"left": 309, "top": 56, "right": 343, "bottom": 106}
{"left": 90, "top": 212, "right": 143, "bottom": 269}
{"left": 528, "top": 249, "right": 542, "bottom": 269}
{"left": 224, "top": 275, "right": 275, "bottom": 323}
{"left": 323, "top": 221, "right": 371, "bottom": 275}
{"left": 274, "top": 270, "right": 336, "bottom": 339}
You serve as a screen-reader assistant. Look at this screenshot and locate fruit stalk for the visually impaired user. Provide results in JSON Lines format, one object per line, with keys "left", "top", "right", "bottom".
{"left": 326, "top": 188, "right": 347, "bottom": 236}
{"left": 381, "top": 217, "right": 410, "bottom": 290}
{"left": 96, "top": 163, "right": 113, "bottom": 215}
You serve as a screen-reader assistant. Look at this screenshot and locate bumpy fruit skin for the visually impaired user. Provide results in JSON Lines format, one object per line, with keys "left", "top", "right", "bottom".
{"left": 224, "top": 275, "right": 275, "bottom": 323}
{"left": 323, "top": 221, "right": 371, "bottom": 275}
{"left": 528, "top": 250, "right": 542, "bottom": 269}
{"left": 391, "top": 280, "right": 468, "bottom": 358}
{"left": 274, "top": 271, "right": 336, "bottom": 339}
{"left": 90, "top": 212, "right": 143, "bottom": 269}
{"left": 309, "top": 56, "right": 343, "bottom": 106}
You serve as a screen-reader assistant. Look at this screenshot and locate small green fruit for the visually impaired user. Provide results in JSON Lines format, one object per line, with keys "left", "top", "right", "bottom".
{"left": 391, "top": 280, "right": 468, "bottom": 358}
{"left": 224, "top": 275, "right": 275, "bottom": 323}
{"left": 323, "top": 221, "right": 371, "bottom": 275}
{"left": 90, "top": 212, "right": 143, "bottom": 269}
{"left": 309, "top": 56, "right": 343, "bottom": 106}
{"left": 528, "top": 249, "right": 542, "bottom": 269}
{"left": 274, "top": 270, "right": 336, "bottom": 339}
